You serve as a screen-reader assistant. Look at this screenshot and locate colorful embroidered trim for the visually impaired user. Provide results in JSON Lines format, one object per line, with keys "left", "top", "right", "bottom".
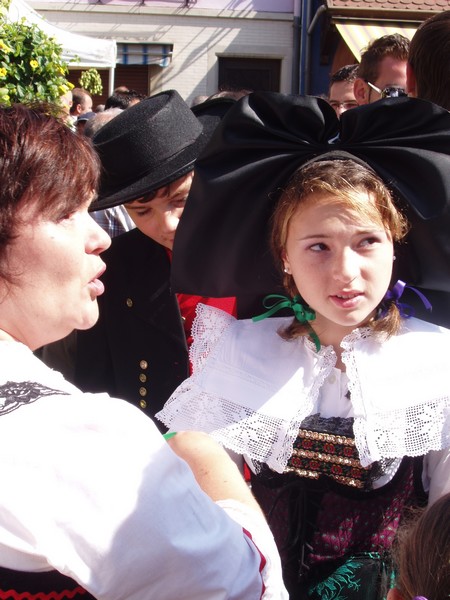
{"left": 0, "top": 588, "right": 88, "bottom": 600}
{"left": 285, "top": 428, "right": 371, "bottom": 488}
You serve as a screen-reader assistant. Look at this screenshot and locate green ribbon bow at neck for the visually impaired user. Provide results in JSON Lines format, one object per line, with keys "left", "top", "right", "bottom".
{"left": 252, "top": 294, "right": 321, "bottom": 351}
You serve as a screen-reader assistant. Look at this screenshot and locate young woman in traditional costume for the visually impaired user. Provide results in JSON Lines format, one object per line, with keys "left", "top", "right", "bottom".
{"left": 158, "top": 93, "right": 450, "bottom": 599}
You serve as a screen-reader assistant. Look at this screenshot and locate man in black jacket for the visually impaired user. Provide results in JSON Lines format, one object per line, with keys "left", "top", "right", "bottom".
{"left": 74, "top": 91, "right": 236, "bottom": 429}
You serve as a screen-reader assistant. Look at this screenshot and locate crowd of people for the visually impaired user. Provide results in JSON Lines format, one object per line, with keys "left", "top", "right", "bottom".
{"left": 327, "top": 32, "right": 409, "bottom": 118}
{"left": 0, "top": 8, "right": 449, "bottom": 600}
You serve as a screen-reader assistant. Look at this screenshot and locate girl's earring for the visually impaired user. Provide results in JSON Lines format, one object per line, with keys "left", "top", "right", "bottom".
{"left": 283, "top": 266, "right": 290, "bottom": 274}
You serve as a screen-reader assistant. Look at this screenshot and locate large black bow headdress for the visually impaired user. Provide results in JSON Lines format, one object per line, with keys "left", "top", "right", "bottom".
{"left": 171, "top": 93, "right": 450, "bottom": 298}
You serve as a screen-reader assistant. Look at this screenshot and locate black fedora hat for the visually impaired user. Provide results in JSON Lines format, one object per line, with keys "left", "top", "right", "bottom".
{"left": 90, "top": 90, "right": 207, "bottom": 211}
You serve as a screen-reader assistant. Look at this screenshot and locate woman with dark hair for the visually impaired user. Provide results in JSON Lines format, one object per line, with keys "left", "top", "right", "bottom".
{"left": 0, "top": 103, "right": 286, "bottom": 600}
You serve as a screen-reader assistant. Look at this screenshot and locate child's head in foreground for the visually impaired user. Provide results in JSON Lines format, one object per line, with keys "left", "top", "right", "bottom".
{"left": 389, "top": 493, "right": 450, "bottom": 600}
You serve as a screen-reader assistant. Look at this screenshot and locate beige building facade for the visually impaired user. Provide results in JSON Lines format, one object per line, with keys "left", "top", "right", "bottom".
{"left": 30, "top": 1, "right": 296, "bottom": 104}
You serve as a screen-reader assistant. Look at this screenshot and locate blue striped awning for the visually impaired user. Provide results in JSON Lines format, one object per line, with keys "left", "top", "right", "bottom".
{"left": 117, "top": 43, "right": 173, "bottom": 67}
{"left": 336, "top": 22, "right": 417, "bottom": 61}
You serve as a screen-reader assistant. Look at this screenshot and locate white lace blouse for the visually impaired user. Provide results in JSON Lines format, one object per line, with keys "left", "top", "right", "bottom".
{"left": 0, "top": 339, "right": 286, "bottom": 599}
{"left": 157, "top": 304, "right": 450, "bottom": 502}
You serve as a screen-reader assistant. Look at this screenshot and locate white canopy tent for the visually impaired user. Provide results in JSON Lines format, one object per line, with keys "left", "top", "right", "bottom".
{"left": 7, "top": 0, "right": 117, "bottom": 93}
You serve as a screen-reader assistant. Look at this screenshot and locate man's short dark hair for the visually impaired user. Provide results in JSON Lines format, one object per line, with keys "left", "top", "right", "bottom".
{"left": 104, "top": 90, "right": 147, "bottom": 110}
{"left": 409, "top": 11, "right": 450, "bottom": 111}
{"left": 357, "top": 33, "right": 410, "bottom": 83}
{"left": 330, "top": 64, "right": 359, "bottom": 86}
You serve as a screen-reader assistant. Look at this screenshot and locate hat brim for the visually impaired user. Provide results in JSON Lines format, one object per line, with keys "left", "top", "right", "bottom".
{"left": 89, "top": 148, "right": 200, "bottom": 212}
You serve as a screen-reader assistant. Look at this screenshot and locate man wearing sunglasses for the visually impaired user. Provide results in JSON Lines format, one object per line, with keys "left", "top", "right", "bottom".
{"left": 353, "top": 33, "right": 410, "bottom": 105}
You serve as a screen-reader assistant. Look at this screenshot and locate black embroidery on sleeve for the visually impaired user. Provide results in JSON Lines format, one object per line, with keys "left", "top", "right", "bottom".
{"left": 0, "top": 382, "right": 68, "bottom": 415}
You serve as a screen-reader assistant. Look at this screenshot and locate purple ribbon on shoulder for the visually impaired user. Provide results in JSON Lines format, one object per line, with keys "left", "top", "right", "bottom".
{"left": 382, "top": 280, "right": 432, "bottom": 318}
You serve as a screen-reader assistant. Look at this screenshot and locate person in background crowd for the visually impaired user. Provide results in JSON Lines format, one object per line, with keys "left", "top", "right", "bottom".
{"left": 353, "top": 33, "right": 409, "bottom": 104}
{"left": 388, "top": 493, "right": 450, "bottom": 600}
{"left": 70, "top": 87, "right": 93, "bottom": 119}
{"left": 401, "top": 10, "right": 450, "bottom": 327}
{"left": 191, "top": 94, "right": 209, "bottom": 106}
{"left": 0, "top": 101, "right": 287, "bottom": 600}
{"left": 328, "top": 64, "right": 359, "bottom": 117}
{"left": 71, "top": 91, "right": 237, "bottom": 428}
{"left": 104, "top": 89, "right": 147, "bottom": 110}
{"left": 83, "top": 107, "right": 124, "bottom": 139}
{"left": 84, "top": 107, "right": 136, "bottom": 237}
{"left": 59, "top": 89, "right": 73, "bottom": 124}
{"left": 191, "top": 87, "right": 252, "bottom": 107}
{"left": 407, "top": 10, "right": 450, "bottom": 111}
{"left": 75, "top": 111, "right": 96, "bottom": 135}
{"left": 208, "top": 87, "right": 253, "bottom": 101}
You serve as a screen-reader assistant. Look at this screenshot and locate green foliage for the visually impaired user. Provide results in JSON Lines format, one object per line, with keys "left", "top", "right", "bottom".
{"left": 0, "top": 10, "right": 73, "bottom": 106}
{"left": 0, "top": 0, "right": 11, "bottom": 16}
{"left": 79, "top": 68, "right": 102, "bottom": 96}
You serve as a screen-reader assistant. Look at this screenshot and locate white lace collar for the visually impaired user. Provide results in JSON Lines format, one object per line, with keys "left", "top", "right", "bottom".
{"left": 157, "top": 305, "right": 450, "bottom": 472}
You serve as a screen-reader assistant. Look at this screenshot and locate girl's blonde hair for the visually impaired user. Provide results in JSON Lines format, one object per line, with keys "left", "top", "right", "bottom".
{"left": 270, "top": 158, "right": 409, "bottom": 340}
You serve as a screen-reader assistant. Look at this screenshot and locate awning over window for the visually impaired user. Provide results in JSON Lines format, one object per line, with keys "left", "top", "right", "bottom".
{"left": 117, "top": 44, "right": 173, "bottom": 68}
{"left": 335, "top": 21, "right": 418, "bottom": 61}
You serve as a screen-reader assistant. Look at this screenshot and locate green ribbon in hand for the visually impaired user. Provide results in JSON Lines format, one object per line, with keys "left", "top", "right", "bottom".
{"left": 252, "top": 294, "right": 321, "bottom": 351}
